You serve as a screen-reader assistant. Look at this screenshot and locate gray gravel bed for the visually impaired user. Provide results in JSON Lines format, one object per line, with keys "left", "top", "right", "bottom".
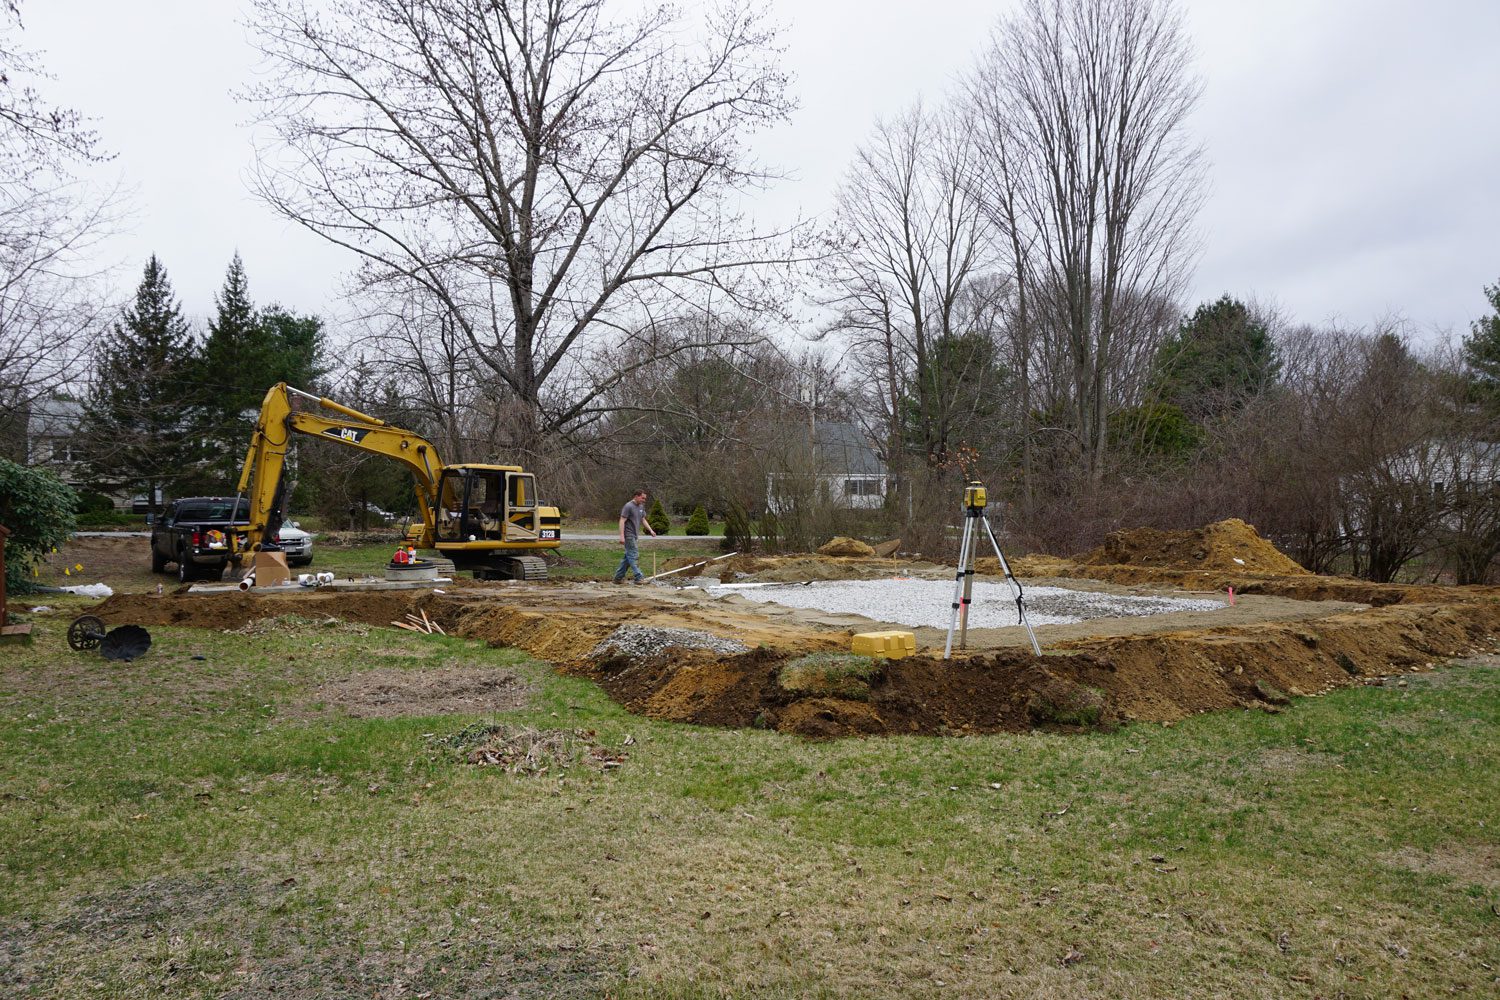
{"left": 707, "top": 579, "right": 1223, "bottom": 629}
{"left": 592, "top": 624, "right": 750, "bottom": 659}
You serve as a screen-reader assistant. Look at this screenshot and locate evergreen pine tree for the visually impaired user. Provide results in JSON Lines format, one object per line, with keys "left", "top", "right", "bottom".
{"left": 258, "top": 304, "right": 328, "bottom": 390}
{"left": 647, "top": 497, "right": 670, "bottom": 535}
{"left": 1462, "top": 279, "right": 1500, "bottom": 412}
{"left": 79, "top": 256, "right": 200, "bottom": 508}
{"left": 685, "top": 505, "right": 710, "bottom": 536}
{"left": 1150, "top": 295, "right": 1281, "bottom": 423}
{"left": 197, "top": 253, "right": 282, "bottom": 483}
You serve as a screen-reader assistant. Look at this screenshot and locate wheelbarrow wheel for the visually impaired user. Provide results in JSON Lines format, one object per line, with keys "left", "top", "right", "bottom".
{"left": 68, "top": 615, "right": 106, "bottom": 651}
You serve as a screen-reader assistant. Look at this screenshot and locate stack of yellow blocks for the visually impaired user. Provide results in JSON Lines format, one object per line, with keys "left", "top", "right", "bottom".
{"left": 851, "top": 630, "right": 917, "bottom": 659}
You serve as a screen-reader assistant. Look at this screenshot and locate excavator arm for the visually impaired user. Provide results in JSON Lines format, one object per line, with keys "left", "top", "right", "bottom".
{"left": 234, "top": 383, "right": 446, "bottom": 556}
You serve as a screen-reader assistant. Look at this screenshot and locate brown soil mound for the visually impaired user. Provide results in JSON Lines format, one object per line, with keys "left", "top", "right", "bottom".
{"left": 817, "top": 536, "right": 875, "bottom": 558}
{"left": 1080, "top": 518, "right": 1309, "bottom": 575}
{"left": 91, "top": 590, "right": 456, "bottom": 631}
{"left": 562, "top": 597, "right": 1500, "bottom": 738}
{"left": 569, "top": 647, "right": 1114, "bottom": 738}
{"left": 307, "top": 667, "right": 529, "bottom": 719}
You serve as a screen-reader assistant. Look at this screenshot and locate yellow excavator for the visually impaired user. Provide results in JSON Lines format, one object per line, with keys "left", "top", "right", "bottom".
{"left": 231, "top": 383, "right": 560, "bottom": 584}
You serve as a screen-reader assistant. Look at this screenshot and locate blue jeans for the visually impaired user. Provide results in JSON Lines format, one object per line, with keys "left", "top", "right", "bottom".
{"left": 614, "top": 536, "right": 642, "bottom": 582}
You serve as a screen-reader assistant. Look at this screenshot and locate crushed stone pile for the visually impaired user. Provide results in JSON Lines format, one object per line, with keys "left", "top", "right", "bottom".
{"left": 1081, "top": 518, "right": 1309, "bottom": 575}
{"left": 591, "top": 624, "right": 749, "bottom": 658}
{"left": 817, "top": 536, "right": 875, "bottom": 557}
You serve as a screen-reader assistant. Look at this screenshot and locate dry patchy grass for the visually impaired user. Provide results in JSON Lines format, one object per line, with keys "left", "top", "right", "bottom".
{"left": 1, "top": 618, "right": 1497, "bottom": 997}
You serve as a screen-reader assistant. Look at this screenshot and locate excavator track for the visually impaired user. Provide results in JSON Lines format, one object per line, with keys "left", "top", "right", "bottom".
{"left": 474, "top": 555, "right": 548, "bottom": 582}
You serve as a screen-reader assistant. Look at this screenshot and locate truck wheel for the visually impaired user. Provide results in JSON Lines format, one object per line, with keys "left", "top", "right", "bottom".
{"left": 151, "top": 548, "right": 167, "bottom": 573}
{"left": 177, "top": 558, "right": 195, "bottom": 584}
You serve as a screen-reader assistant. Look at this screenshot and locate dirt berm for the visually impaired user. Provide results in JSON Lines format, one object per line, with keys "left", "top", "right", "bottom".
{"left": 562, "top": 598, "right": 1500, "bottom": 738}
{"left": 89, "top": 581, "right": 1500, "bottom": 740}
{"left": 984, "top": 519, "right": 1500, "bottom": 607}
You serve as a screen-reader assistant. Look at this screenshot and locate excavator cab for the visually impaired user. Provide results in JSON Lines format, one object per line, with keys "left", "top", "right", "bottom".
{"left": 431, "top": 466, "right": 559, "bottom": 579}
{"left": 435, "top": 467, "right": 507, "bottom": 543}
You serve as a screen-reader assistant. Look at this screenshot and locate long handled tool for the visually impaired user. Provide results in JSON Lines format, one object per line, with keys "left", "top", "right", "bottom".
{"left": 943, "top": 482, "right": 1041, "bottom": 658}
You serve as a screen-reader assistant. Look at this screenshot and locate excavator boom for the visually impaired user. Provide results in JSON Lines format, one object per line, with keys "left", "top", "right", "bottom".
{"left": 233, "top": 383, "right": 559, "bottom": 581}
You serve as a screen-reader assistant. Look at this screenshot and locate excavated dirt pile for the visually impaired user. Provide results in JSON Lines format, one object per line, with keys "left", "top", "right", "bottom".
{"left": 567, "top": 597, "right": 1500, "bottom": 738}
{"left": 1082, "top": 518, "right": 1309, "bottom": 575}
{"left": 568, "top": 648, "right": 1116, "bottom": 739}
{"left": 91, "top": 590, "right": 457, "bottom": 632}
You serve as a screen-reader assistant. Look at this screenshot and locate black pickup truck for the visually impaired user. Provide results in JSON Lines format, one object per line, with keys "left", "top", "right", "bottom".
{"left": 149, "top": 496, "right": 250, "bottom": 583}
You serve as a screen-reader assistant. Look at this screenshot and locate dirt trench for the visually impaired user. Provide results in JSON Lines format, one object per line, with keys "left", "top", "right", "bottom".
{"left": 86, "top": 572, "right": 1500, "bottom": 739}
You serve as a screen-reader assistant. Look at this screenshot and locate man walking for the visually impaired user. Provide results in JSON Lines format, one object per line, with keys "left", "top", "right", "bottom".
{"left": 613, "top": 489, "right": 658, "bottom": 584}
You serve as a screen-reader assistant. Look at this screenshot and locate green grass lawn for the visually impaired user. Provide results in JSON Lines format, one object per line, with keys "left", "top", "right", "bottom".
{"left": 2, "top": 606, "right": 1497, "bottom": 997}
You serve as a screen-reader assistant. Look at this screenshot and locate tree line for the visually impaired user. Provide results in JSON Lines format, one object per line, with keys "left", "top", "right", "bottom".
{"left": 5, "top": 0, "right": 1500, "bottom": 582}
{"left": 76, "top": 253, "right": 324, "bottom": 510}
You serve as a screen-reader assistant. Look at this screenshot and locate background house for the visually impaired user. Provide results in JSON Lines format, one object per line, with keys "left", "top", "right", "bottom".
{"left": 766, "top": 421, "right": 888, "bottom": 514}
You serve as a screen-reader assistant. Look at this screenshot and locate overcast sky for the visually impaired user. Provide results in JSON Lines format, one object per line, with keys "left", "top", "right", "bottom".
{"left": 20, "top": 0, "right": 1500, "bottom": 340}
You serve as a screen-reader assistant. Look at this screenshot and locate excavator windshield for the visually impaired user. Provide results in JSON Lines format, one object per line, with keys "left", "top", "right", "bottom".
{"left": 436, "top": 468, "right": 507, "bottom": 542}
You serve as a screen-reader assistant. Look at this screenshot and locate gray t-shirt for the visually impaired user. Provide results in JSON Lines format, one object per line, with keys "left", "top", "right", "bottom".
{"left": 620, "top": 500, "right": 646, "bottom": 541}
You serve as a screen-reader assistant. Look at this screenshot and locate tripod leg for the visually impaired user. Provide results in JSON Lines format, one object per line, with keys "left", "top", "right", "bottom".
{"left": 982, "top": 516, "right": 1042, "bottom": 656}
{"left": 943, "top": 516, "right": 975, "bottom": 659}
{"left": 960, "top": 516, "right": 976, "bottom": 650}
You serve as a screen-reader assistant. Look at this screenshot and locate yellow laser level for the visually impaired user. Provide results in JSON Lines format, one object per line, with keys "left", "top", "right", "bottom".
{"left": 945, "top": 479, "right": 1041, "bottom": 658}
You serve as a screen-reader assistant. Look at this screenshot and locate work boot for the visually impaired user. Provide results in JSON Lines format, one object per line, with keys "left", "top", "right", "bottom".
{"left": 612, "top": 577, "right": 624, "bottom": 585}
{"left": 633, "top": 577, "right": 645, "bottom": 585}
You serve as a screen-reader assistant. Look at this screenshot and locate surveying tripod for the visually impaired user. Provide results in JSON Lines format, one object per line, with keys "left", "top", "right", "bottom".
{"left": 944, "top": 482, "right": 1042, "bottom": 658}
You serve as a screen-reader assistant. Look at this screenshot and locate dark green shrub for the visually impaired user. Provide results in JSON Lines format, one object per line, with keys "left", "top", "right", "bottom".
{"left": 0, "top": 458, "right": 78, "bottom": 595}
{"left": 647, "top": 498, "right": 670, "bottom": 535}
{"left": 77, "top": 491, "right": 116, "bottom": 517}
{"left": 685, "top": 505, "right": 710, "bottom": 536}
{"left": 722, "top": 500, "right": 753, "bottom": 553}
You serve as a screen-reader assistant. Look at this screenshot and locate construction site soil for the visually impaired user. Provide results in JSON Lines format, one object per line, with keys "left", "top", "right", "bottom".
{"left": 83, "top": 520, "right": 1500, "bottom": 739}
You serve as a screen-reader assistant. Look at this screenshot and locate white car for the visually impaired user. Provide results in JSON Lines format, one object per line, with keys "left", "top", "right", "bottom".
{"left": 275, "top": 521, "right": 314, "bottom": 567}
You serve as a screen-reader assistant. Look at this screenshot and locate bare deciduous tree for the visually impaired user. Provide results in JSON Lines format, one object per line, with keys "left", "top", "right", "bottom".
{"left": 821, "top": 102, "right": 999, "bottom": 486}
{"left": 0, "top": 186, "right": 117, "bottom": 448}
{"left": 1, "top": 4, "right": 115, "bottom": 455}
{"left": 968, "top": 0, "right": 1205, "bottom": 486}
{"left": 1, "top": 1, "right": 105, "bottom": 182}
{"left": 245, "top": 0, "right": 799, "bottom": 459}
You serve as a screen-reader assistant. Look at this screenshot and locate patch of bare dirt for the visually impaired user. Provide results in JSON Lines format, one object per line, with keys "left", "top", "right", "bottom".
{"left": 1381, "top": 845, "right": 1500, "bottom": 890}
{"left": 91, "top": 589, "right": 458, "bottom": 632}
{"left": 306, "top": 666, "right": 529, "bottom": 719}
{"left": 43, "top": 534, "right": 158, "bottom": 592}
